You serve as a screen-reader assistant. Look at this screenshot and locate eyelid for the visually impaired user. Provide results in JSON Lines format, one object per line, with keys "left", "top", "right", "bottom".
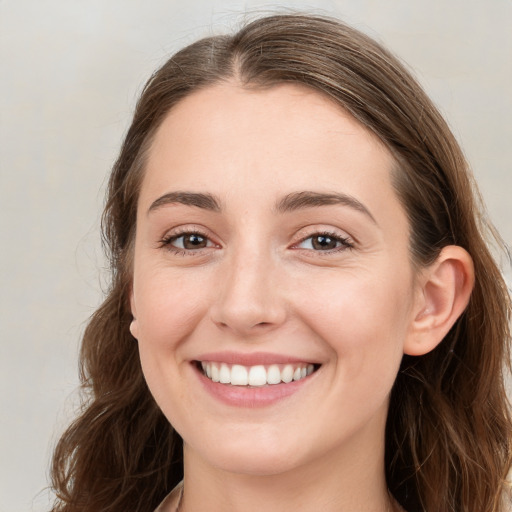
{"left": 158, "top": 225, "right": 354, "bottom": 255}
{"left": 158, "top": 225, "right": 220, "bottom": 252}
{"left": 290, "top": 227, "right": 355, "bottom": 253}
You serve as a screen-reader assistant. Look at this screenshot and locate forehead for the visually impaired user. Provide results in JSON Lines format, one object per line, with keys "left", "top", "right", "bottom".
{"left": 140, "top": 82, "right": 405, "bottom": 232}
{"left": 148, "top": 82, "right": 388, "bottom": 171}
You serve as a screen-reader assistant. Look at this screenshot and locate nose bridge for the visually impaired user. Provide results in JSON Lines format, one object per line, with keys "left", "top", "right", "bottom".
{"left": 211, "top": 235, "right": 286, "bottom": 334}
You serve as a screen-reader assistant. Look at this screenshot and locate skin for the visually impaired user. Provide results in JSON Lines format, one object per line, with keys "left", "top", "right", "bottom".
{"left": 130, "top": 83, "right": 473, "bottom": 511}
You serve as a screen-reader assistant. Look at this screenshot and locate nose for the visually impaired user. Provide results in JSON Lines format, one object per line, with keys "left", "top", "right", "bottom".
{"left": 209, "top": 245, "right": 287, "bottom": 337}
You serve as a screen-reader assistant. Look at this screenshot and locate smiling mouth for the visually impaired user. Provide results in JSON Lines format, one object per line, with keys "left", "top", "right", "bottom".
{"left": 196, "top": 361, "right": 320, "bottom": 387}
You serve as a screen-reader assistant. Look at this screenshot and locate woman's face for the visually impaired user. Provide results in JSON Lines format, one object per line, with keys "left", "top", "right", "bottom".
{"left": 130, "top": 83, "right": 421, "bottom": 476}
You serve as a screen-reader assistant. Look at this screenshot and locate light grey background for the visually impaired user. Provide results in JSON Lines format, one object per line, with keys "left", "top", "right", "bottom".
{"left": 1, "top": 1, "right": 510, "bottom": 511}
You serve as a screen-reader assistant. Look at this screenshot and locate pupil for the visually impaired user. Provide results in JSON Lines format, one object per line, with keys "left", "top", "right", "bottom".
{"left": 184, "top": 234, "right": 206, "bottom": 249}
{"left": 312, "top": 235, "right": 336, "bottom": 250}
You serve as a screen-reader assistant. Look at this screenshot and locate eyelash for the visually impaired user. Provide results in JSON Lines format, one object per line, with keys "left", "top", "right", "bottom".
{"left": 293, "top": 231, "right": 354, "bottom": 253}
{"left": 159, "top": 228, "right": 214, "bottom": 256}
{"left": 159, "top": 229, "right": 354, "bottom": 256}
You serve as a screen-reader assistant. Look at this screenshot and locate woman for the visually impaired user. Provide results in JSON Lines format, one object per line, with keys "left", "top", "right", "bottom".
{"left": 50, "top": 14, "right": 512, "bottom": 512}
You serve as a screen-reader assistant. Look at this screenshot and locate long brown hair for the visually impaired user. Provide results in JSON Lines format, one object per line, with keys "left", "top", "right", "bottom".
{"left": 50, "top": 14, "right": 512, "bottom": 511}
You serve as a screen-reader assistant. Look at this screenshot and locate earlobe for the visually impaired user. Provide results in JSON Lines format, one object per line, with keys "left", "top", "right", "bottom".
{"left": 129, "top": 289, "right": 139, "bottom": 340}
{"left": 129, "top": 317, "right": 139, "bottom": 339}
{"left": 404, "top": 245, "right": 474, "bottom": 356}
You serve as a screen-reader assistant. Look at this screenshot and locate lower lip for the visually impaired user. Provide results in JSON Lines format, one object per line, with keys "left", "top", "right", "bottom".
{"left": 194, "top": 364, "right": 314, "bottom": 407}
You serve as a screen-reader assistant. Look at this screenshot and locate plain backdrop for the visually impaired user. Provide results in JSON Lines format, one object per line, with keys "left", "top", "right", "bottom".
{"left": 1, "top": 1, "right": 511, "bottom": 511}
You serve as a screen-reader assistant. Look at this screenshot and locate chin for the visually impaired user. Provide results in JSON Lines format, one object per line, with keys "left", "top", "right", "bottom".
{"left": 187, "top": 432, "right": 307, "bottom": 477}
{"left": 210, "top": 450, "right": 302, "bottom": 477}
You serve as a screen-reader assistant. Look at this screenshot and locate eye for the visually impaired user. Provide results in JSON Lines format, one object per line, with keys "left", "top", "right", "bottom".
{"left": 296, "top": 232, "right": 353, "bottom": 251}
{"left": 161, "top": 231, "right": 216, "bottom": 252}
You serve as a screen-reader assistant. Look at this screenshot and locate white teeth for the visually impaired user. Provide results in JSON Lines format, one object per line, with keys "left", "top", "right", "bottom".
{"left": 231, "top": 365, "right": 248, "bottom": 385}
{"left": 267, "top": 364, "right": 281, "bottom": 385}
{"left": 201, "top": 361, "right": 316, "bottom": 386}
{"left": 281, "top": 365, "right": 294, "bottom": 383}
{"left": 248, "top": 365, "right": 267, "bottom": 386}
{"left": 219, "top": 363, "right": 231, "bottom": 384}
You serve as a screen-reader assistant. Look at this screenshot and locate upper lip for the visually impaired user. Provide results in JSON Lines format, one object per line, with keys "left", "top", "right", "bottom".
{"left": 195, "top": 351, "right": 319, "bottom": 366}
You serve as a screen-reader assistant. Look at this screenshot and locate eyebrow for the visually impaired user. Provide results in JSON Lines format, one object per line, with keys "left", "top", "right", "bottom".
{"left": 148, "top": 191, "right": 221, "bottom": 214}
{"left": 148, "top": 189, "right": 376, "bottom": 224}
{"left": 275, "top": 191, "right": 377, "bottom": 224}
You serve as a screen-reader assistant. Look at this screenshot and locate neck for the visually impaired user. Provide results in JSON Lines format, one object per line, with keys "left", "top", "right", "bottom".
{"left": 179, "top": 413, "right": 394, "bottom": 512}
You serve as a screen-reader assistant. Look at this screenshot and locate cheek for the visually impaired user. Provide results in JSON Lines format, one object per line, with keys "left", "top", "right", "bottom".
{"left": 134, "top": 267, "right": 206, "bottom": 346}
{"left": 132, "top": 271, "right": 209, "bottom": 426}
{"left": 132, "top": 268, "right": 210, "bottom": 407}
{"left": 297, "top": 270, "right": 412, "bottom": 380}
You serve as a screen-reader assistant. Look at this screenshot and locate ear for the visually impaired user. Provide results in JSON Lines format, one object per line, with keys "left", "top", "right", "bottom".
{"left": 129, "top": 288, "right": 139, "bottom": 340}
{"left": 404, "top": 245, "right": 474, "bottom": 356}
